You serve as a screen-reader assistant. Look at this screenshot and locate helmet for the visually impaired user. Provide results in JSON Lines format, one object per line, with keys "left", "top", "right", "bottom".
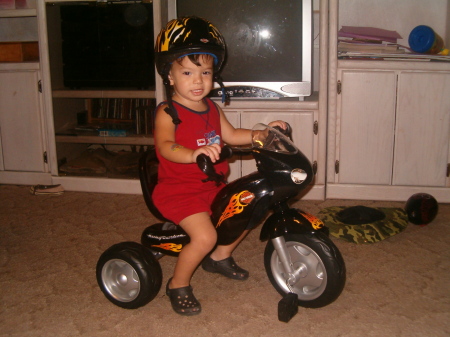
{"left": 155, "top": 16, "right": 228, "bottom": 124}
{"left": 155, "top": 16, "right": 226, "bottom": 77}
{"left": 405, "top": 193, "right": 438, "bottom": 225}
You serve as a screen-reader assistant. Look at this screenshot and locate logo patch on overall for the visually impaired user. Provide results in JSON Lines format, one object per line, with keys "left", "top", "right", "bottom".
{"left": 216, "top": 190, "right": 255, "bottom": 227}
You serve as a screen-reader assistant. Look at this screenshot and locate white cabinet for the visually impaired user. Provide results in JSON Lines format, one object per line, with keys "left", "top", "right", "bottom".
{"left": 327, "top": 61, "right": 450, "bottom": 202}
{"left": 0, "top": 0, "right": 329, "bottom": 196}
{"left": 0, "top": 6, "right": 51, "bottom": 185}
{"left": 327, "top": 0, "right": 450, "bottom": 202}
{"left": 0, "top": 68, "right": 47, "bottom": 173}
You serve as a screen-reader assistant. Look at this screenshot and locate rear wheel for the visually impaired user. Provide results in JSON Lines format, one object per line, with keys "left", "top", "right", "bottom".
{"left": 264, "top": 233, "right": 345, "bottom": 308}
{"left": 96, "top": 242, "right": 162, "bottom": 309}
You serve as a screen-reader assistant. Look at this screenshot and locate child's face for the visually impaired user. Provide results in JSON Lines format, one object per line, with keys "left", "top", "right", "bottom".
{"left": 168, "top": 55, "right": 214, "bottom": 106}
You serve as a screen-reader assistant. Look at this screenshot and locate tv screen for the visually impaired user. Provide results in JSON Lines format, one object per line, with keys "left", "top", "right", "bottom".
{"left": 177, "top": 0, "right": 312, "bottom": 99}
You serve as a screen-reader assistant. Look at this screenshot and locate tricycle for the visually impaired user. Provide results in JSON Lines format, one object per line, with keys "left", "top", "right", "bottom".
{"left": 96, "top": 123, "right": 346, "bottom": 322}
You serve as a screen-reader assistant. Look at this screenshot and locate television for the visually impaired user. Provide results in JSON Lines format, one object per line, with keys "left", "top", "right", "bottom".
{"left": 176, "top": 0, "right": 313, "bottom": 100}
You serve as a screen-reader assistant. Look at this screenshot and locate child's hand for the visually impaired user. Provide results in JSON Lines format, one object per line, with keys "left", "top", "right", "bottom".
{"left": 192, "top": 143, "right": 221, "bottom": 163}
{"left": 268, "top": 120, "right": 287, "bottom": 130}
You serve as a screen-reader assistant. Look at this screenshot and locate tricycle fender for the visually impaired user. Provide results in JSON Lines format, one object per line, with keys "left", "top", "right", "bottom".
{"left": 259, "top": 208, "right": 328, "bottom": 241}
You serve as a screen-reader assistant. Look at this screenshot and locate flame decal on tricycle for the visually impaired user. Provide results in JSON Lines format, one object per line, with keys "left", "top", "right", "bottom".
{"left": 216, "top": 190, "right": 255, "bottom": 227}
{"left": 300, "top": 211, "right": 324, "bottom": 230}
{"left": 151, "top": 243, "right": 183, "bottom": 253}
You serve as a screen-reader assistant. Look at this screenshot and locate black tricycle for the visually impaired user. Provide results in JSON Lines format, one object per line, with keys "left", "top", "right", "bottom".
{"left": 96, "top": 123, "right": 346, "bottom": 322}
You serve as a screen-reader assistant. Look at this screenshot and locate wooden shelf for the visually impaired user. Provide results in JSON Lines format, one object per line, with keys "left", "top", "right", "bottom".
{"left": 55, "top": 134, "right": 154, "bottom": 145}
{"left": 0, "top": 9, "right": 37, "bottom": 18}
{"left": 0, "top": 62, "right": 39, "bottom": 70}
{"left": 52, "top": 89, "right": 156, "bottom": 99}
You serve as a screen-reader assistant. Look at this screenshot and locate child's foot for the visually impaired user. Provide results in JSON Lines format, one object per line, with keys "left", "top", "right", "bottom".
{"left": 166, "top": 278, "right": 201, "bottom": 316}
{"left": 202, "top": 256, "right": 249, "bottom": 280}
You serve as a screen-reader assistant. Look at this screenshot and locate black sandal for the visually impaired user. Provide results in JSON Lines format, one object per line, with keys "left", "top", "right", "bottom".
{"left": 202, "top": 256, "right": 249, "bottom": 280}
{"left": 166, "top": 278, "right": 201, "bottom": 316}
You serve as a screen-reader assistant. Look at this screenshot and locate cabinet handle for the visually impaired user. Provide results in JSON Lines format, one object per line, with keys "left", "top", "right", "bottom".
{"left": 447, "top": 163, "right": 450, "bottom": 177}
{"left": 337, "top": 80, "right": 342, "bottom": 94}
{"left": 335, "top": 160, "right": 340, "bottom": 174}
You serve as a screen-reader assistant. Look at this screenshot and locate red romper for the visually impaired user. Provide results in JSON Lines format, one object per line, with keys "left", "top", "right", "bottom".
{"left": 152, "top": 98, "right": 229, "bottom": 224}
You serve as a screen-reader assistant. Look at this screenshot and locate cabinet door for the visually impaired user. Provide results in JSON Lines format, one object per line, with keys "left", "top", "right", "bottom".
{"left": 224, "top": 111, "right": 241, "bottom": 182}
{"left": 336, "top": 70, "right": 397, "bottom": 184}
{"left": 393, "top": 72, "right": 450, "bottom": 187}
{"left": 0, "top": 71, "right": 46, "bottom": 172}
{"left": 240, "top": 111, "right": 315, "bottom": 177}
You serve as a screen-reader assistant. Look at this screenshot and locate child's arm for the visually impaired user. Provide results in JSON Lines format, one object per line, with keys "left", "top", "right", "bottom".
{"left": 154, "top": 104, "right": 222, "bottom": 163}
{"left": 219, "top": 108, "right": 287, "bottom": 146}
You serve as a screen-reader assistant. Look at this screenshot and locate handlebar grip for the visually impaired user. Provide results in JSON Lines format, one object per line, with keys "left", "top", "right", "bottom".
{"left": 196, "top": 146, "right": 233, "bottom": 185}
{"left": 273, "top": 122, "right": 292, "bottom": 140}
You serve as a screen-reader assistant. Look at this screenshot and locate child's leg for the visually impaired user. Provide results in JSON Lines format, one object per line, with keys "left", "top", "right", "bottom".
{"left": 210, "top": 230, "right": 249, "bottom": 261}
{"left": 201, "top": 230, "right": 250, "bottom": 280}
{"left": 169, "top": 211, "right": 217, "bottom": 289}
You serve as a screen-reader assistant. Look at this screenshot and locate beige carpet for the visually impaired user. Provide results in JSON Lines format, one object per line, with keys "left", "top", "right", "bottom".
{"left": 0, "top": 184, "right": 449, "bottom": 337}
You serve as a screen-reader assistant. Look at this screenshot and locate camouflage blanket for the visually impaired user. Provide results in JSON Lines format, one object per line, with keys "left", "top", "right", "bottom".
{"left": 318, "top": 206, "right": 408, "bottom": 244}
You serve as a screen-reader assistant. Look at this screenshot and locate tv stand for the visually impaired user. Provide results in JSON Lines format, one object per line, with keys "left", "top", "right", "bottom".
{"left": 1, "top": 0, "right": 327, "bottom": 198}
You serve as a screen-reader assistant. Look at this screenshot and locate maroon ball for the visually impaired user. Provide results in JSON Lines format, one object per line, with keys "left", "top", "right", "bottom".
{"left": 405, "top": 193, "right": 438, "bottom": 225}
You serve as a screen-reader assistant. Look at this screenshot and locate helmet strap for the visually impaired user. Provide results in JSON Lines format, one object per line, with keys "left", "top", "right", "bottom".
{"left": 214, "top": 74, "right": 229, "bottom": 104}
{"left": 163, "top": 77, "right": 182, "bottom": 125}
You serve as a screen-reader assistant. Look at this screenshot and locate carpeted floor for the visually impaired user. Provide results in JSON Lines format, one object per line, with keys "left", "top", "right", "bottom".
{"left": 0, "top": 184, "right": 449, "bottom": 337}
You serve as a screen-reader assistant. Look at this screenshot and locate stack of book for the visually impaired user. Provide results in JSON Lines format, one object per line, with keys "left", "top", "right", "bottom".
{"left": 89, "top": 98, "right": 156, "bottom": 136}
{"left": 30, "top": 184, "right": 64, "bottom": 196}
{"left": 338, "top": 26, "right": 406, "bottom": 59}
{"left": 338, "top": 27, "right": 450, "bottom": 62}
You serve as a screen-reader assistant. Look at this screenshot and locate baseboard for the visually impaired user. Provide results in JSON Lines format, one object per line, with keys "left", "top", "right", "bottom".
{"left": 326, "top": 183, "right": 450, "bottom": 203}
{"left": 0, "top": 171, "right": 52, "bottom": 186}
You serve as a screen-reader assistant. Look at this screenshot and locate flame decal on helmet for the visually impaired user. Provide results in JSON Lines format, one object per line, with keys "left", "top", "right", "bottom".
{"left": 208, "top": 23, "right": 223, "bottom": 44}
{"left": 157, "top": 19, "right": 187, "bottom": 52}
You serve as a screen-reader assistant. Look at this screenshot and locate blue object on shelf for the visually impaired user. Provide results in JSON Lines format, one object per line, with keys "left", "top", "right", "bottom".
{"left": 408, "top": 25, "right": 443, "bottom": 54}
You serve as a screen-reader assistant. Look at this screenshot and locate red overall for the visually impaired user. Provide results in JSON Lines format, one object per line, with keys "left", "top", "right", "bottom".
{"left": 152, "top": 98, "right": 229, "bottom": 224}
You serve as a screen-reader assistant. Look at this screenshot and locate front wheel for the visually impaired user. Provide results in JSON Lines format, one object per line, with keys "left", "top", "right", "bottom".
{"left": 264, "top": 233, "right": 346, "bottom": 308}
{"left": 96, "top": 242, "right": 163, "bottom": 309}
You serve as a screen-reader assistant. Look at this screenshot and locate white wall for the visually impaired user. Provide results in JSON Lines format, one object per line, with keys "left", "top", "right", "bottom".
{"left": 339, "top": 0, "right": 449, "bottom": 47}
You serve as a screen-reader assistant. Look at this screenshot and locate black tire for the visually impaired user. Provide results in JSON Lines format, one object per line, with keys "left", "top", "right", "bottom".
{"left": 96, "top": 242, "right": 163, "bottom": 309}
{"left": 264, "top": 233, "right": 346, "bottom": 308}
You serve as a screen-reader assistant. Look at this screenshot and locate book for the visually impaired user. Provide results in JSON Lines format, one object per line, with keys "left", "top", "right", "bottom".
{"left": 30, "top": 184, "right": 64, "bottom": 196}
{"left": 338, "top": 41, "right": 405, "bottom": 54}
{"left": 98, "top": 129, "right": 128, "bottom": 137}
{"left": 338, "top": 26, "right": 407, "bottom": 57}
{"left": 339, "top": 26, "right": 402, "bottom": 43}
